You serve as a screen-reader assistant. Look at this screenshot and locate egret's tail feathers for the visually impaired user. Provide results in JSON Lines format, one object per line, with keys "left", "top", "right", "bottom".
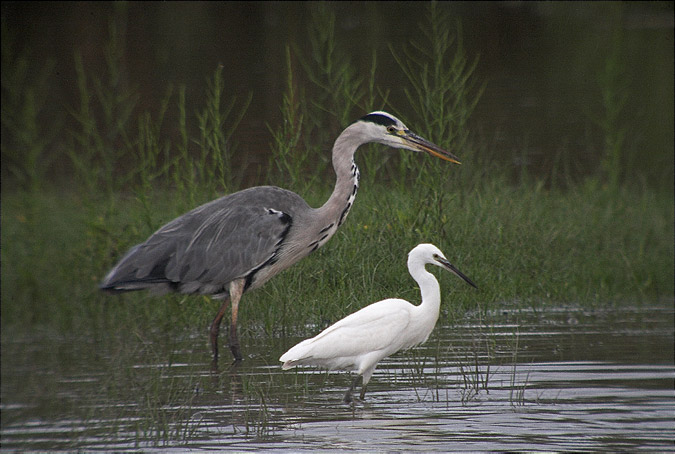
{"left": 279, "top": 346, "right": 313, "bottom": 369}
{"left": 279, "top": 349, "right": 301, "bottom": 369}
{"left": 280, "top": 360, "right": 297, "bottom": 370}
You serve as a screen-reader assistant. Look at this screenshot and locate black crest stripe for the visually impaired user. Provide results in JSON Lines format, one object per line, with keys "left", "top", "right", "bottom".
{"left": 359, "top": 113, "right": 396, "bottom": 127}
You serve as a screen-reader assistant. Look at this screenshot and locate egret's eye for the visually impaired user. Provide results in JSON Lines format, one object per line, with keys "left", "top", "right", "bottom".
{"left": 386, "top": 126, "right": 397, "bottom": 134}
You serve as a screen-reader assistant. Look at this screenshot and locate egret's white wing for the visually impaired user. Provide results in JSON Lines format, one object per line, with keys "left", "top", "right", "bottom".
{"left": 280, "top": 299, "right": 413, "bottom": 368}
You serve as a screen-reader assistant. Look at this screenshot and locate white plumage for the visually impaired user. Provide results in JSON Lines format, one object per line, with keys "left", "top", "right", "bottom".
{"left": 280, "top": 243, "right": 477, "bottom": 402}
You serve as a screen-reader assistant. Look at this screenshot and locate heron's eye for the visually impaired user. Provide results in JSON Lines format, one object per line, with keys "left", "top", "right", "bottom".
{"left": 386, "top": 126, "right": 397, "bottom": 134}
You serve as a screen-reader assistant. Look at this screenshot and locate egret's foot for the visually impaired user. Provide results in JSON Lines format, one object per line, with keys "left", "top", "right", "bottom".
{"left": 343, "top": 375, "right": 364, "bottom": 404}
{"left": 359, "top": 384, "right": 368, "bottom": 401}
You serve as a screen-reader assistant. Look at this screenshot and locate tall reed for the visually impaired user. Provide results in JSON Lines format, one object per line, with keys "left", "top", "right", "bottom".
{"left": 1, "top": 22, "right": 60, "bottom": 196}
{"left": 594, "top": 5, "right": 629, "bottom": 193}
{"left": 388, "top": 2, "right": 484, "bottom": 237}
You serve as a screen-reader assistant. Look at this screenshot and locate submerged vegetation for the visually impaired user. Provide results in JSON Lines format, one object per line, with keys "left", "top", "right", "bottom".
{"left": 1, "top": 2, "right": 673, "bottom": 449}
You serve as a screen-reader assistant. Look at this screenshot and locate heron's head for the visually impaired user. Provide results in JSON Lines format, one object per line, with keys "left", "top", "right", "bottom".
{"left": 357, "top": 111, "right": 461, "bottom": 164}
{"left": 409, "top": 243, "right": 477, "bottom": 289}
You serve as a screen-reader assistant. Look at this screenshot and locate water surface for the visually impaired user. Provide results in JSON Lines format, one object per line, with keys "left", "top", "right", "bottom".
{"left": 1, "top": 305, "right": 673, "bottom": 451}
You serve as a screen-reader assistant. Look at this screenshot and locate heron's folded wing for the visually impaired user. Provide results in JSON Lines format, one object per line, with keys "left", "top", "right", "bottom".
{"left": 102, "top": 187, "right": 304, "bottom": 292}
{"left": 152, "top": 204, "right": 291, "bottom": 287}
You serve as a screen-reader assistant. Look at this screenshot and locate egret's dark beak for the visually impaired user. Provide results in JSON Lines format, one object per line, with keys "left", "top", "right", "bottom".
{"left": 436, "top": 256, "right": 478, "bottom": 289}
{"left": 402, "top": 131, "right": 461, "bottom": 164}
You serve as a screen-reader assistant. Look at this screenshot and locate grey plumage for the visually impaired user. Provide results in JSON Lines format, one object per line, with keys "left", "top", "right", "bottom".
{"left": 100, "top": 111, "right": 461, "bottom": 362}
{"left": 103, "top": 187, "right": 302, "bottom": 296}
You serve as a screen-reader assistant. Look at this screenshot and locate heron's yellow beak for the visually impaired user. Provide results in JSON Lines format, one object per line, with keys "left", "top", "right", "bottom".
{"left": 401, "top": 131, "right": 461, "bottom": 164}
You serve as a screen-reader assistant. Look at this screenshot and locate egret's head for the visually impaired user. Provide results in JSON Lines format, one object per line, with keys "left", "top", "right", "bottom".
{"left": 357, "top": 112, "right": 461, "bottom": 164}
{"left": 409, "top": 243, "right": 477, "bottom": 289}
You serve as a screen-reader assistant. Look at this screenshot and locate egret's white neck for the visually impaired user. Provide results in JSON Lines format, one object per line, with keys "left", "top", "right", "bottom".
{"left": 409, "top": 262, "right": 443, "bottom": 330}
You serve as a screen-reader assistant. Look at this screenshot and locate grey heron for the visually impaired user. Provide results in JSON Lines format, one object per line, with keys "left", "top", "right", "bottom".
{"left": 100, "top": 112, "right": 461, "bottom": 362}
{"left": 280, "top": 243, "right": 477, "bottom": 403}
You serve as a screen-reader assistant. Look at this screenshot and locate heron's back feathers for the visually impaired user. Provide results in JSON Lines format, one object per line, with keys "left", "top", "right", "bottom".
{"left": 100, "top": 186, "right": 309, "bottom": 297}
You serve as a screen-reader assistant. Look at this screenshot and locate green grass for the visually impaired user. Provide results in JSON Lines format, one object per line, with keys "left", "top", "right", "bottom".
{"left": 245, "top": 177, "right": 673, "bottom": 335}
{"left": 2, "top": 178, "right": 672, "bottom": 339}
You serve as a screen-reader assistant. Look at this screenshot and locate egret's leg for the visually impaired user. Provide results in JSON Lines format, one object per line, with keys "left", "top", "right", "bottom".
{"left": 359, "top": 384, "right": 368, "bottom": 401}
{"left": 228, "top": 279, "right": 246, "bottom": 362}
{"left": 344, "top": 375, "right": 362, "bottom": 404}
{"left": 209, "top": 297, "right": 231, "bottom": 362}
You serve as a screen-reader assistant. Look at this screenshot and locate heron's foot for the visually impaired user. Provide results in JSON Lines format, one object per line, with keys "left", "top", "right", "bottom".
{"left": 209, "top": 324, "right": 221, "bottom": 361}
{"left": 229, "top": 331, "right": 243, "bottom": 362}
{"left": 229, "top": 341, "right": 243, "bottom": 362}
{"left": 230, "top": 353, "right": 243, "bottom": 365}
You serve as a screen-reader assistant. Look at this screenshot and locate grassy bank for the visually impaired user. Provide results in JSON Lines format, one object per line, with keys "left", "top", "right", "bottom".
{"left": 2, "top": 178, "right": 672, "bottom": 341}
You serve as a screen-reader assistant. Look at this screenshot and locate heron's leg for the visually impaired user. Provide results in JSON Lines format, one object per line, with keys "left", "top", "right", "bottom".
{"left": 343, "top": 375, "right": 362, "bottom": 404}
{"left": 209, "top": 296, "right": 232, "bottom": 361}
{"left": 228, "top": 279, "right": 246, "bottom": 362}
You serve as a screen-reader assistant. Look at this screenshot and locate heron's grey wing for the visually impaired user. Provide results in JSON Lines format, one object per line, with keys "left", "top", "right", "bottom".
{"left": 170, "top": 204, "right": 292, "bottom": 292}
{"left": 139, "top": 205, "right": 290, "bottom": 292}
{"left": 101, "top": 188, "right": 301, "bottom": 295}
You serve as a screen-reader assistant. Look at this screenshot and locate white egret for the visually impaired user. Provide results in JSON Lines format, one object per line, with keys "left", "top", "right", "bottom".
{"left": 279, "top": 243, "right": 477, "bottom": 402}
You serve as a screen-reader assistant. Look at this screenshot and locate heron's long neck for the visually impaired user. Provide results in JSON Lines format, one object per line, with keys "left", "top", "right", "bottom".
{"left": 318, "top": 129, "right": 360, "bottom": 227}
